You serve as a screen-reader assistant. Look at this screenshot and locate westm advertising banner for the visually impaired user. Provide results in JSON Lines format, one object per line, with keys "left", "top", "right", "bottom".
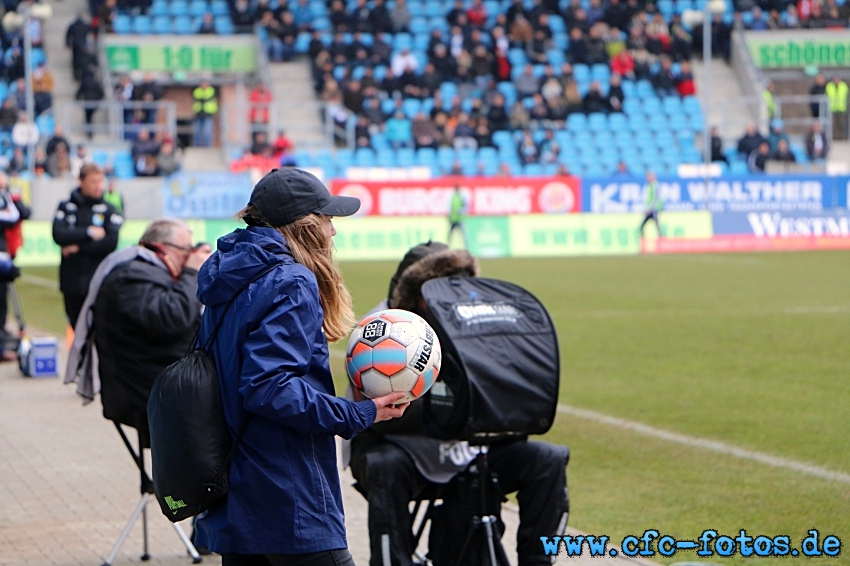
{"left": 330, "top": 176, "right": 581, "bottom": 217}
{"left": 652, "top": 209, "right": 850, "bottom": 254}
{"left": 585, "top": 175, "right": 849, "bottom": 214}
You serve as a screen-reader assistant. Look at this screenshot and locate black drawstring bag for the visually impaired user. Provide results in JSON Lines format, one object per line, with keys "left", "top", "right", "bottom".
{"left": 147, "top": 264, "right": 275, "bottom": 522}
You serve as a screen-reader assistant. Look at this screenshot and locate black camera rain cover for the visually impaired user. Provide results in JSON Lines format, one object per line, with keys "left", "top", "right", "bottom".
{"left": 421, "top": 276, "right": 560, "bottom": 440}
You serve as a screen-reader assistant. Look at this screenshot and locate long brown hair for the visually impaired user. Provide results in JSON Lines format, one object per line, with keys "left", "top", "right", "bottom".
{"left": 237, "top": 205, "right": 355, "bottom": 342}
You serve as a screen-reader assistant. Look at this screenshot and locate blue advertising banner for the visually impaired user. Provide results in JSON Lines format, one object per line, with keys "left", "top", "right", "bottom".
{"left": 163, "top": 172, "right": 253, "bottom": 218}
{"left": 713, "top": 209, "right": 850, "bottom": 237}
{"left": 585, "top": 175, "right": 850, "bottom": 214}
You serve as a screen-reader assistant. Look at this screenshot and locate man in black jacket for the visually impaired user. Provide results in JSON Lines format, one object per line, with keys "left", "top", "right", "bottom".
{"left": 348, "top": 242, "right": 570, "bottom": 566}
{"left": 52, "top": 164, "right": 122, "bottom": 327}
{"left": 92, "top": 218, "right": 210, "bottom": 436}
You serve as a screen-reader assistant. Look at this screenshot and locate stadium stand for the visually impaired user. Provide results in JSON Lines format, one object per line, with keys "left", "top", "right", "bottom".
{"left": 94, "top": 0, "right": 840, "bottom": 180}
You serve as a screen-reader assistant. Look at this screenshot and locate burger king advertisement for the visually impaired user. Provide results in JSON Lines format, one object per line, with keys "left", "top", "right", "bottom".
{"left": 329, "top": 177, "right": 582, "bottom": 217}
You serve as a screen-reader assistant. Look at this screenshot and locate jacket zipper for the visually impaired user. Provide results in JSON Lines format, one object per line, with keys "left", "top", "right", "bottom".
{"left": 310, "top": 435, "right": 328, "bottom": 513}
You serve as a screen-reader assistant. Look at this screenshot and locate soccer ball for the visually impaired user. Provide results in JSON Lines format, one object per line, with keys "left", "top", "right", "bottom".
{"left": 345, "top": 309, "right": 441, "bottom": 403}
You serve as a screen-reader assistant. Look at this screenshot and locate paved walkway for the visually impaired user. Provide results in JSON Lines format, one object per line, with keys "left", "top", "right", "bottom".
{"left": 0, "top": 353, "right": 653, "bottom": 566}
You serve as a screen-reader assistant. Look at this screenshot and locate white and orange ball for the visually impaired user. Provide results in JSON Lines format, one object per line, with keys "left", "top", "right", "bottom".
{"left": 345, "top": 309, "right": 441, "bottom": 403}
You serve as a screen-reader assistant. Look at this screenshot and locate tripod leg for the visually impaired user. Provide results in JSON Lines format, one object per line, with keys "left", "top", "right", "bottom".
{"left": 141, "top": 503, "right": 150, "bottom": 560}
{"left": 102, "top": 494, "right": 149, "bottom": 566}
{"left": 172, "top": 523, "right": 203, "bottom": 564}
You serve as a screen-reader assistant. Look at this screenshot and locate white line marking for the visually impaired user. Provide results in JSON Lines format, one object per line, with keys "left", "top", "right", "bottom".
{"left": 558, "top": 404, "right": 850, "bottom": 484}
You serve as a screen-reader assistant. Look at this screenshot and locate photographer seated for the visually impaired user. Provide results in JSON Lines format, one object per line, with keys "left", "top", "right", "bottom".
{"left": 347, "top": 242, "right": 570, "bottom": 566}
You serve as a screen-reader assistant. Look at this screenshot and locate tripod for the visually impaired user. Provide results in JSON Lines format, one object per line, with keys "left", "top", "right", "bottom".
{"left": 103, "top": 423, "right": 203, "bottom": 566}
{"left": 453, "top": 446, "right": 510, "bottom": 566}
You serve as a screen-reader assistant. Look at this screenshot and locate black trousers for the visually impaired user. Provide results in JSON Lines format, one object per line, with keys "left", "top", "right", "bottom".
{"left": 63, "top": 292, "right": 87, "bottom": 327}
{"left": 350, "top": 439, "right": 570, "bottom": 566}
{"left": 221, "top": 550, "right": 356, "bottom": 566}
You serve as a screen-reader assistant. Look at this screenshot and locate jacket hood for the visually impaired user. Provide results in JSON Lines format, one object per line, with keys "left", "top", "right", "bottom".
{"left": 198, "top": 226, "right": 292, "bottom": 307}
{"left": 390, "top": 248, "right": 478, "bottom": 310}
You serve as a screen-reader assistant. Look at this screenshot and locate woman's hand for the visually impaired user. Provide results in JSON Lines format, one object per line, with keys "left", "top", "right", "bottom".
{"left": 372, "top": 392, "right": 410, "bottom": 423}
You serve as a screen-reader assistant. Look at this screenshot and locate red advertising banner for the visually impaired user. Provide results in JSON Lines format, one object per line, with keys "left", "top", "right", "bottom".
{"left": 643, "top": 235, "right": 850, "bottom": 254}
{"left": 329, "top": 176, "right": 581, "bottom": 217}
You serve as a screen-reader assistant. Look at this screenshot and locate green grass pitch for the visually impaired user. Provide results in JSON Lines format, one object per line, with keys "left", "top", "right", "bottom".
{"left": 18, "top": 250, "right": 850, "bottom": 563}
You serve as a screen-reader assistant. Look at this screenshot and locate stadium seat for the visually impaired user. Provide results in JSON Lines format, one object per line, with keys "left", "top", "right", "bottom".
{"left": 113, "top": 14, "right": 132, "bottom": 34}
{"left": 133, "top": 14, "right": 152, "bottom": 33}
{"left": 152, "top": 15, "right": 172, "bottom": 34}
{"left": 173, "top": 16, "right": 194, "bottom": 34}
{"left": 190, "top": 0, "right": 209, "bottom": 16}
{"left": 397, "top": 147, "right": 415, "bottom": 167}
{"left": 211, "top": 0, "right": 229, "bottom": 15}
{"left": 169, "top": 0, "right": 189, "bottom": 16}
{"left": 214, "top": 16, "right": 234, "bottom": 34}
{"left": 150, "top": 0, "right": 169, "bottom": 16}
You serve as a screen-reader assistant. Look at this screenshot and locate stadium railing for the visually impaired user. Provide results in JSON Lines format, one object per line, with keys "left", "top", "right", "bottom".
{"left": 57, "top": 101, "right": 177, "bottom": 143}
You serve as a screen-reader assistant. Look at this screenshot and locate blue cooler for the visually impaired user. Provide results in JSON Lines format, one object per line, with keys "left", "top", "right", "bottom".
{"left": 21, "top": 337, "right": 58, "bottom": 378}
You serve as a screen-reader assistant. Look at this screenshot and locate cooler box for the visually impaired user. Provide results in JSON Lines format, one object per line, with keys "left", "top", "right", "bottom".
{"left": 22, "top": 337, "right": 58, "bottom": 378}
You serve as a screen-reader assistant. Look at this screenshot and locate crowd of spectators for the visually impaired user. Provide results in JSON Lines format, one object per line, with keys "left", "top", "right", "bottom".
{"left": 231, "top": 129, "right": 296, "bottom": 172}
{"left": 300, "top": 0, "right": 705, "bottom": 159}
{"left": 727, "top": 118, "right": 828, "bottom": 173}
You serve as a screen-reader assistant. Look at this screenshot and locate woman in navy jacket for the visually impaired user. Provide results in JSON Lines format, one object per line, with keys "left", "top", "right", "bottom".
{"left": 194, "top": 169, "right": 408, "bottom": 566}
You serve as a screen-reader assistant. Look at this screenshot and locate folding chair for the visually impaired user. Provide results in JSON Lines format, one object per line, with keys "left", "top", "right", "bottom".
{"left": 102, "top": 419, "right": 202, "bottom": 566}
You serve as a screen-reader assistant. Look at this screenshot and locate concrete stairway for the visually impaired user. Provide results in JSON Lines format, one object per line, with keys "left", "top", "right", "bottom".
{"left": 268, "top": 60, "right": 333, "bottom": 151}
{"left": 182, "top": 147, "right": 230, "bottom": 171}
{"left": 42, "top": 0, "right": 83, "bottom": 105}
{"left": 692, "top": 57, "right": 756, "bottom": 144}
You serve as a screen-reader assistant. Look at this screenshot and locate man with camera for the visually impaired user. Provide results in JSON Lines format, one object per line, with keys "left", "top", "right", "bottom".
{"left": 66, "top": 218, "right": 211, "bottom": 422}
{"left": 52, "top": 163, "right": 122, "bottom": 327}
{"left": 347, "top": 242, "right": 570, "bottom": 566}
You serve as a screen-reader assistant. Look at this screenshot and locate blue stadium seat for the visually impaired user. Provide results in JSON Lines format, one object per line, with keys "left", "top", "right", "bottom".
{"left": 573, "top": 64, "right": 591, "bottom": 82}
{"left": 295, "top": 32, "right": 312, "bottom": 52}
{"left": 492, "top": 130, "right": 514, "bottom": 148}
{"left": 588, "top": 113, "right": 607, "bottom": 131}
{"left": 190, "top": 0, "right": 209, "bottom": 16}
{"left": 30, "top": 48, "right": 46, "bottom": 67}
{"left": 173, "top": 15, "right": 194, "bottom": 34}
{"left": 210, "top": 0, "right": 229, "bottom": 15}
{"left": 133, "top": 14, "right": 152, "bottom": 33}
{"left": 376, "top": 148, "right": 396, "bottom": 166}
{"left": 169, "top": 0, "right": 189, "bottom": 16}
{"left": 397, "top": 147, "right": 416, "bottom": 167}
{"left": 152, "top": 15, "right": 172, "bottom": 34}
{"left": 567, "top": 113, "right": 588, "bottom": 132}
{"left": 113, "top": 14, "right": 132, "bottom": 34}
{"left": 150, "top": 0, "right": 169, "bottom": 16}
{"left": 214, "top": 16, "right": 234, "bottom": 34}
{"left": 354, "top": 148, "right": 375, "bottom": 167}
{"left": 416, "top": 147, "right": 436, "bottom": 166}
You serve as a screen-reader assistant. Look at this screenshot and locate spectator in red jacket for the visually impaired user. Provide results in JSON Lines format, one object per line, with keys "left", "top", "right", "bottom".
{"left": 250, "top": 83, "right": 273, "bottom": 124}
{"left": 675, "top": 61, "right": 696, "bottom": 97}
{"left": 610, "top": 49, "right": 634, "bottom": 79}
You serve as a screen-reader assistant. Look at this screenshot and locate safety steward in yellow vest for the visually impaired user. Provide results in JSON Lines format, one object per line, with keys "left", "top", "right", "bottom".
{"left": 826, "top": 76, "right": 848, "bottom": 140}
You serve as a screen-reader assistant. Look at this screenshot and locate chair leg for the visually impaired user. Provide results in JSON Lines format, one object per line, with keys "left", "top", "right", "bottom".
{"left": 102, "top": 494, "right": 149, "bottom": 566}
{"left": 173, "top": 522, "right": 203, "bottom": 564}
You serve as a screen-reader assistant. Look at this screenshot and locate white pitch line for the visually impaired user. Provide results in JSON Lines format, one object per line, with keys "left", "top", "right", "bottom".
{"left": 558, "top": 404, "right": 850, "bottom": 484}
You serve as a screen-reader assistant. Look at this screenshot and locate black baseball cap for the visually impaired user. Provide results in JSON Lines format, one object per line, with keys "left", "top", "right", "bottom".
{"left": 248, "top": 168, "right": 360, "bottom": 226}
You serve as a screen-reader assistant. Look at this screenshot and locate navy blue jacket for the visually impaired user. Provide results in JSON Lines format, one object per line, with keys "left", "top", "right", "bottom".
{"left": 194, "top": 226, "right": 377, "bottom": 555}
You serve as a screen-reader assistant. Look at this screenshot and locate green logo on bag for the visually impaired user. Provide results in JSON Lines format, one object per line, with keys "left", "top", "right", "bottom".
{"left": 165, "top": 496, "right": 188, "bottom": 515}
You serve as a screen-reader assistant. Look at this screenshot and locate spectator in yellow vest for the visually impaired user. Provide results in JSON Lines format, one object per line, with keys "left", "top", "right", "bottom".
{"left": 763, "top": 81, "right": 776, "bottom": 121}
{"left": 192, "top": 80, "right": 218, "bottom": 147}
{"left": 826, "top": 76, "right": 848, "bottom": 140}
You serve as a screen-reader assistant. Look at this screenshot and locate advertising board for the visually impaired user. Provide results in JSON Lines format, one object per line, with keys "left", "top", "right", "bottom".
{"left": 330, "top": 176, "right": 581, "bottom": 217}
{"left": 585, "top": 175, "right": 846, "bottom": 213}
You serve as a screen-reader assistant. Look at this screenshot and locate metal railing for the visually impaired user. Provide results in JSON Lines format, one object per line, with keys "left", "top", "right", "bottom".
{"left": 774, "top": 95, "right": 832, "bottom": 140}
{"left": 58, "top": 101, "right": 177, "bottom": 142}
{"left": 221, "top": 100, "right": 342, "bottom": 156}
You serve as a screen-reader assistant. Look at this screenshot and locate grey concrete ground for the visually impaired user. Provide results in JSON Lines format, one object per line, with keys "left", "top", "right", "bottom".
{"left": 0, "top": 357, "right": 654, "bottom": 566}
